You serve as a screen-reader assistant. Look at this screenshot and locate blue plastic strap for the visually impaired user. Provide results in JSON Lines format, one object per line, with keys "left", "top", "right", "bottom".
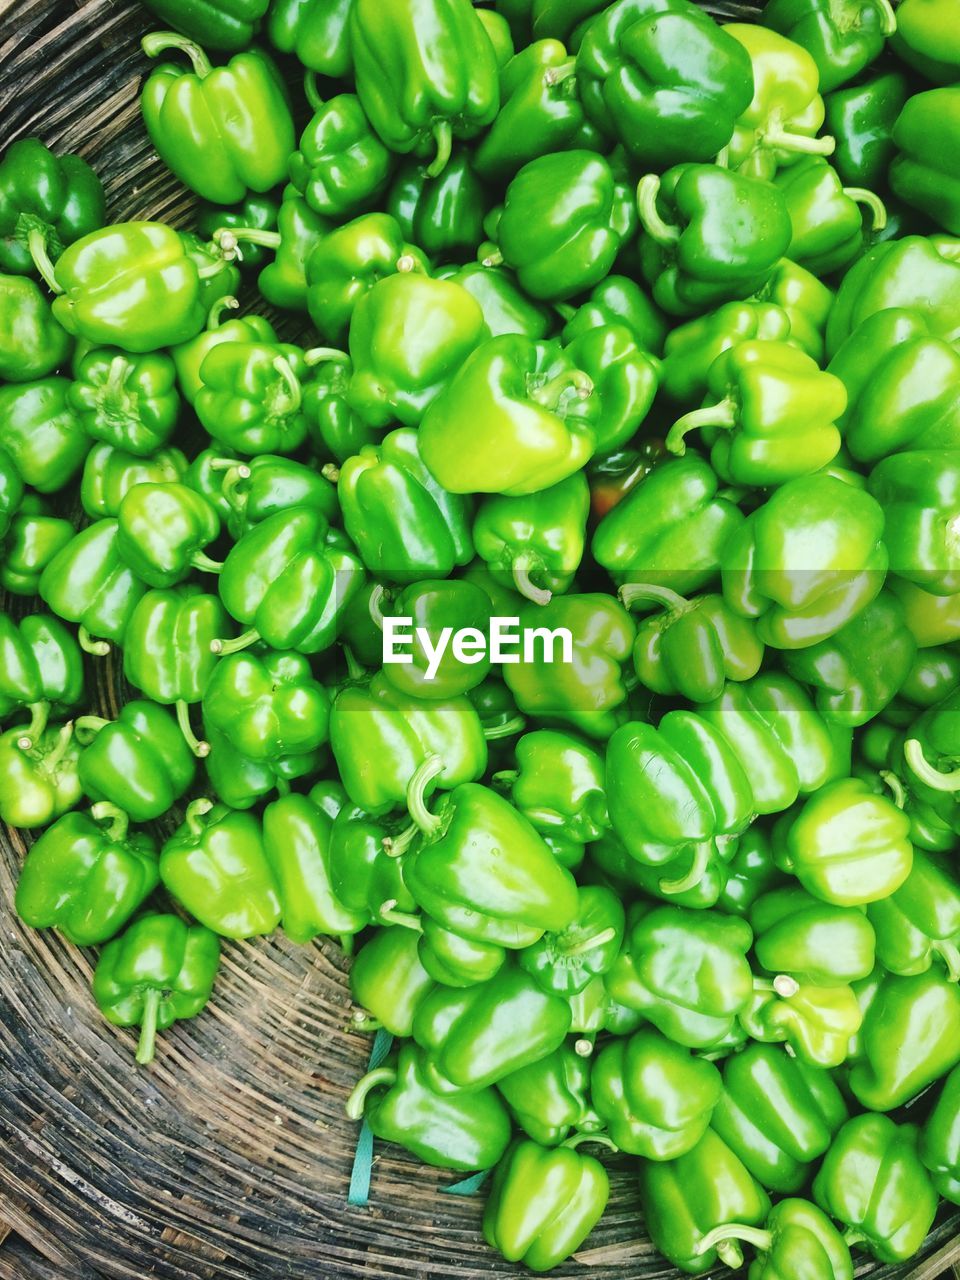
{"left": 347, "top": 1028, "right": 393, "bottom": 1207}
{"left": 443, "top": 1168, "right": 492, "bottom": 1197}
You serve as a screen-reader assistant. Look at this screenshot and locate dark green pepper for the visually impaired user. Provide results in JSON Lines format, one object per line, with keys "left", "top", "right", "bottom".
{"left": 69, "top": 346, "right": 180, "bottom": 457}
{"left": 0, "top": 137, "right": 105, "bottom": 278}
{"left": 76, "top": 700, "right": 196, "bottom": 823}
{"left": 0, "top": 378, "right": 88, "bottom": 493}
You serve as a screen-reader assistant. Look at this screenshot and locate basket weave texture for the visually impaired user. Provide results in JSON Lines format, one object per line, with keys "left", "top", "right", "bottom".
{"left": 1, "top": 1, "right": 960, "bottom": 1276}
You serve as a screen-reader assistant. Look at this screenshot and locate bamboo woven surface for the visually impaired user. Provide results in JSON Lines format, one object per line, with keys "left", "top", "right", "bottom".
{"left": 1, "top": 1, "right": 959, "bottom": 1276}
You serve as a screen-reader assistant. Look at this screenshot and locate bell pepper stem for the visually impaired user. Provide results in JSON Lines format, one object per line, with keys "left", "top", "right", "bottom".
{"left": 543, "top": 58, "right": 578, "bottom": 88}
{"left": 77, "top": 626, "right": 110, "bottom": 656}
{"left": 561, "top": 1131, "right": 618, "bottom": 1153}
{"left": 406, "top": 755, "right": 445, "bottom": 837}
{"left": 28, "top": 227, "right": 62, "bottom": 294}
{"left": 176, "top": 701, "right": 209, "bottom": 758}
{"left": 276, "top": 777, "right": 291, "bottom": 797}
{"left": 43, "top": 722, "right": 75, "bottom": 773}
{"left": 396, "top": 252, "right": 422, "bottom": 274}
{"left": 135, "top": 987, "right": 162, "bottom": 1066}
{"left": 368, "top": 584, "right": 387, "bottom": 632}
{"left": 876, "top": 0, "right": 897, "bottom": 34}
{"left": 74, "top": 714, "right": 109, "bottom": 744}
{"left": 553, "top": 303, "right": 576, "bottom": 322}
{"left": 559, "top": 926, "right": 618, "bottom": 958}
{"left": 481, "top": 248, "right": 505, "bottom": 268}
{"left": 573, "top": 1037, "right": 595, "bottom": 1058}
{"left": 207, "top": 456, "right": 243, "bottom": 473}
{"left": 141, "top": 30, "right": 213, "bottom": 76}
{"left": 205, "top": 295, "right": 239, "bottom": 329}
{"left": 753, "top": 974, "right": 800, "bottom": 997}
{"left": 844, "top": 187, "right": 887, "bottom": 231}
{"left": 530, "top": 369, "right": 593, "bottom": 411}
{"left": 220, "top": 464, "right": 252, "bottom": 513}
{"left": 879, "top": 769, "right": 906, "bottom": 809}
{"left": 904, "top": 738, "right": 960, "bottom": 792}
{"left": 697, "top": 1223, "right": 772, "bottom": 1257}
{"left": 844, "top": 1229, "right": 867, "bottom": 1249}
{"left": 618, "top": 582, "right": 689, "bottom": 614}
{"left": 512, "top": 555, "right": 551, "bottom": 606}
{"left": 483, "top": 715, "right": 526, "bottom": 741}
{"left": 272, "top": 355, "right": 302, "bottom": 417}
{"left": 214, "top": 227, "right": 282, "bottom": 264}
{"left": 491, "top": 769, "right": 518, "bottom": 788}
{"left": 666, "top": 398, "right": 737, "bottom": 456}
{"left": 659, "top": 841, "right": 711, "bottom": 895}
{"left": 378, "top": 900, "right": 422, "bottom": 932}
{"left": 345, "top": 1066, "right": 397, "bottom": 1121}
{"left": 16, "top": 701, "right": 50, "bottom": 751}
{"left": 304, "top": 69, "right": 324, "bottom": 115}
{"left": 321, "top": 463, "right": 340, "bottom": 485}
{"left": 90, "top": 800, "right": 129, "bottom": 843}
{"left": 303, "top": 346, "right": 350, "bottom": 369}
{"left": 105, "top": 354, "right": 128, "bottom": 404}
{"left": 184, "top": 797, "right": 215, "bottom": 837}
{"left": 714, "top": 145, "right": 730, "bottom": 169}
{"left": 342, "top": 645, "right": 365, "bottom": 681}
{"left": 426, "top": 120, "right": 453, "bottom": 179}
{"left": 210, "top": 629, "right": 260, "bottom": 656}
{"left": 764, "top": 124, "right": 835, "bottom": 157}
{"left": 934, "top": 940, "right": 960, "bottom": 983}
{"left": 381, "top": 822, "right": 418, "bottom": 859}
{"left": 717, "top": 1243, "right": 745, "bottom": 1269}
{"left": 636, "top": 175, "right": 680, "bottom": 245}
{"left": 351, "top": 1011, "right": 382, "bottom": 1033}
{"left": 339, "top": 934, "right": 355, "bottom": 958}
{"left": 191, "top": 551, "right": 223, "bottom": 576}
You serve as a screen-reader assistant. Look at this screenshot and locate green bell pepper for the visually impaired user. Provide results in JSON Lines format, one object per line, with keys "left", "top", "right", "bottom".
{"left": 202, "top": 649, "right": 330, "bottom": 763}
{"left": 591, "top": 1027, "right": 722, "bottom": 1159}
{"left": 638, "top": 1127, "right": 772, "bottom": 1274}
{"left": 141, "top": 33, "right": 294, "bottom": 205}
{"left": 350, "top": 0, "right": 500, "bottom": 176}
{"left": 891, "top": 0, "right": 960, "bottom": 83}
{"left": 717, "top": 825, "right": 785, "bottom": 917}
{"left": 779, "top": 776, "right": 913, "bottom": 905}
{"left": 179, "top": 229, "right": 241, "bottom": 312}
{"left": 123, "top": 586, "right": 228, "bottom": 756}
{"left": 350, "top": 926, "right": 436, "bottom": 1038}
{"left": 890, "top": 87, "right": 960, "bottom": 233}
{"left": 202, "top": 721, "right": 323, "bottom": 811}
{"left": 0, "top": 273, "right": 72, "bottom": 382}
{"left": 712, "top": 1041, "right": 848, "bottom": 1192}
{"left": 329, "top": 672, "right": 487, "bottom": 814}
{"left": 0, "top": 378, "right": 88, "bottom": 493}
{"left": 621, "top": 583, "right": 764, "bottom": 703}
{"left": 753, "top": 256, "right": 834, "bottom": 363}
{"left": 69, "top": 346, "right": 180, "bottom": 457}
{"left": 15, "top": 803, "right": 158, "bottom": 946}
{"left": 92, "top": 912, "right": 219, "bottom": 1065}
{"left": 42, "top": 222, "right": 207, "bottom": 353}
{"left": 577, "top": 0, "right": 755, "bottom": 166}
{"left": 497, "top": 729, "right": 607, "bottom": 842}
{"left": 739, "top": 972, "right": 863, "bottom": 1068}
{"left": 387, "top": 147, "right": 488, "bottom": 262}
{"left": 262, "top": 787, "right": 365, "bottom": 945}
{"left": 868, "top": 849, "right": 960, "bottom": 979}
{"left": 762, "top": 0, "right": 896, "bottom": 92}
{"left": 40, "top": 519, "right": 148, "bottom": 650}
{"left": 0, "top": 446, "right": 23, "bottom": 541}
{"left": 560, "top": 273, "right": 667, "bottom": 356}
{"left": 214, "top": 454, "right": 339, "bottom": 540}
{"left": 474, "top": 38, "right": 600, "bottom": 184}
{"left": 0, "top": 138, "right": 105, "bottom": 278}
{"left": 637, "top": 163, "right": 793, "bottom": 316}
{"left": 721, "top": 473, "right": 887, "bottom": 649}
{"left": 159, "top": 799, "right": 281, "bottom": 939}
{"left": 441, "top": 261, "right": 553, "bottom": 340}
{"left": 290, "top": 87, "right": 393, "bottom": 222}
{"left": 920, "top": 1063, "right": 960, "bottom": 1204}
{"left": 503, "top": 593, "right": 636, "bottom": 739}
{"left": 141, "top": 0, "right": 267, "bottom": 50}
{"left": 825, "top": 69, "right": 910, "bottom": 189}
{"left": 116, "top": 482, "right": 221, "bottom": 589}
{"left": 413, "top": 964, "right": 572, "bottom": 1089}
{"left": 869, "top": 449, "right": 960, "bottom": 595}
{"left": 196, "top": 195, "right": 278, "bottom": 272}
{"left": 346, "top": 274, "right": 488, "bottom": 428}
{"left": 267, "top": 0, "right": 351, "bottom": 73}
{"left": 420, "top": 334, "right": 599, "bottom": 496}
{"left": 472, "top": 473, "right": 589, "bottom": 606}
{"left": 372, "top": 579, "right": 492, "bottom": 699}
{"left": 750, "top": 884, "right": 876, "bottom": 984}
{"left": 216, "top": 508, "right": 365, "bottom": 654}
{"left": 774, "top": 156, "right": 887, "bottom": 275}
{"left": 303, "top": 355, "right": 378, "bottom": 463}
{"left": 329, "top": 797, "right": 422, "bottom": 930}
{"left": 0, "top": 612, "right": 84, "bottom": 746}
{"left": 890, "top": 577, "right": 960, "bottom": 649}
{"left": 813, "top": 1114, "right": 939, "bottom": 1262}
{"left": 195, "top": 341, "right": 318, "bottom": 455}
{"left": 659, "top": 301, "right": 793, "bottom": 405}
{"left": 304, "top": 212, "right": 429, "bottom": 344}
{"left": 825, "top": 234, "right": 960, "bottom": 357}
{"left": 495, "top": 150, "right": 632, "bottom": 301}
{"left": 76, "top": 700, "right": 196, "bottom": 823}
{"left": 171, "top": 296, "right": 277, "bottom": 405}
{"left": 666, "top": 339, "right": 845, "bottom": 486}
{"left": 848, "top": 968, "right": 960, "bottom": 1110}
{"left": 518, "top": 884, "right": 623, "bottom": 995}
{"left": 696, "top": 1198, "right": 853, "bottom": 1280}
{"left": 562, "top": 323, "right": 660, "bottom": 453}
{"left": 0, "top": 722, "right": 81, "bottom": 829}
{"left": 497, "top": 1042, "right": 598, "bottom": 1146}
{"left": 218, "top": 192, "right": 330, "bottom": 313}
{"left": 782, "top": 590, "right": 917, "bottom": 726}
{"left": 606, "top": 903, "right": 755, "bottom": 1049}
{"left": 347, "top": 1041, "right": 512, "bottom": 1171}
{"left": 483, "top": 1137, "right": 610, "bottom": 1272}
{"left": 0, "top": 497, "right": 73, "bottom": 598}
{"left": 725, "top": 23, "right": 836, "bottom": 179}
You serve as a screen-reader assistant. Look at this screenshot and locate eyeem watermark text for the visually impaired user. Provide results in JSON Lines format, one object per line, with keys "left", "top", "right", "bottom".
{"left": 383, "top": 616, "right": 574, "bottom": 681}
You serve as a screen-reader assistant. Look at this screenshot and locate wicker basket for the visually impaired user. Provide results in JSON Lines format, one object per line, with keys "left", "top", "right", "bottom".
{"left": 1, "top": 2, "right": 959, "bottom": 1275}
